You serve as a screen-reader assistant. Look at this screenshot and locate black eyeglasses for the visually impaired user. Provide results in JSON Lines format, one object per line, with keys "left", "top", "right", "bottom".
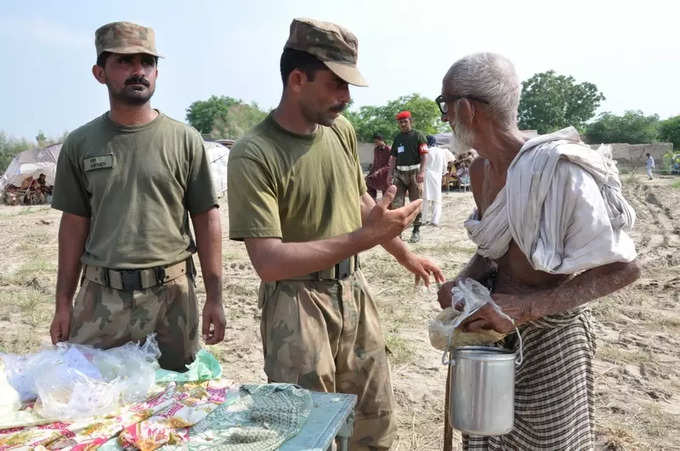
{"left": 435, "top": 94, "right": 489, "bottom": 115}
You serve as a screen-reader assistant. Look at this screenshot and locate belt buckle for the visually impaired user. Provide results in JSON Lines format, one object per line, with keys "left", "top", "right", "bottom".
{"left": 155, "top": 266, "right": 166, "bottom": 285}
{"left": 336, "top": 258, "right": 351, "bottom": 280}
{"left": 120, "top": 270, "right": 143, "bottom": 291}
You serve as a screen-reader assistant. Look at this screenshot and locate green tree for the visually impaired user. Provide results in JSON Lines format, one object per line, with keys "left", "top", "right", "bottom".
{"left": 584, "top": 111, "right": 659, "bottom": 144}
{"left": 659, "top": 115, "right": 680, "bottom": 150}
{"left": 208, "top": 102, "right": 267, "bottom": 139}
{"left": 518, "top": 70, "right": 605, "bottom": 134}
{"left": 346, "top": 93, "right": 448, "bottom": 142}
{"left": 0, "top": 132, "right": 31, "bottom": 173}
{"left": 35, "top": 130, "right": 48, "bottom": 147}
{"left": 186, "top": 96, "right": 240, "bottom": 135}
{"left": 186, "top": 96, "right": 267, "bottom": 139}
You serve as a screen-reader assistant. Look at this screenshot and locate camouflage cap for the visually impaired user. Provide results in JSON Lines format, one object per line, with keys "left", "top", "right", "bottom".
{"left": 285, "top": 18, "right": 367, "bottom": 87}
{"left": 95, "top": 21, "right": 162, "bottom": 59}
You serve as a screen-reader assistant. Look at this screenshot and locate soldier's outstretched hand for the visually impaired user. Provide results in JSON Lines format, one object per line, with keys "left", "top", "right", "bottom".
{"left": 364, "top": 185, "right": 421, "bottom": 243}
{"left": 399, "top": 253, "right": 445, "bottom": 287}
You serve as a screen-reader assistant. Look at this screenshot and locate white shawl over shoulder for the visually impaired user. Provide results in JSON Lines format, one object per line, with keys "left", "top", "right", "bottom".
{"left": 464, "top": 127, "right": 637, "bottom": 274}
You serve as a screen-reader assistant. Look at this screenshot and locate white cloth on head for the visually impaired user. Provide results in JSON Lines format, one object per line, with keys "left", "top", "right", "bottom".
{"left": 464, "top": 127, "right": 637, "bottom": 274}
{"left": 423, "top": 146, "right": 448, "bottom": 202}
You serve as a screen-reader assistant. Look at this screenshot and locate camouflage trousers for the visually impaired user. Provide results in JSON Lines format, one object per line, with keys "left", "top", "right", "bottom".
{"left": 392, "top": 169, "right": 422, "bottom": 229}
{"left": 258, "top": 270, "right": 397, "bottom": 450}
{"left": 69, "top": 273, "right": 200, "bottom": 371}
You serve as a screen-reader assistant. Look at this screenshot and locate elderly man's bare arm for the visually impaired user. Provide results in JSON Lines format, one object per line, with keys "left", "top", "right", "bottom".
{"left": 462, "top": 259, "right": 641, "bottom": 334}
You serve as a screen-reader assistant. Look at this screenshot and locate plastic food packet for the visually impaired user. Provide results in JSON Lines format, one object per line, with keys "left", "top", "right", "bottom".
{"left": 428, "top": 278, "right": 507, "bottom": 351}
{"left": 0, "top": 334, "right": 161, "bottom": 420}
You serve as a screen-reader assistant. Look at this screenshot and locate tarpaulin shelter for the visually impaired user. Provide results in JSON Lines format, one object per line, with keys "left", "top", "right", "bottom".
{"left": 0, "top": 144, "right": 61, "bottom": 192}
{"left": 204, "top": 141, "right": 230, "bottom": 197}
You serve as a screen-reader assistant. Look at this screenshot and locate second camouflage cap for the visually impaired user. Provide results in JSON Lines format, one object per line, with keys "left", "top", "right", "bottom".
{"left": 285, "top": 18, "right": 368, "bottom": 87}
{"left": 95, "top": 21, "right": 161, "bottom": 58}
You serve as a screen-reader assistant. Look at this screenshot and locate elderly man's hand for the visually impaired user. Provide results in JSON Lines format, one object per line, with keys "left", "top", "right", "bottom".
{"left": 437, "top": 279, "right": 458, "bottom": 309}
{"left": 459, "top": 293, "right": 531, "bottom": 334}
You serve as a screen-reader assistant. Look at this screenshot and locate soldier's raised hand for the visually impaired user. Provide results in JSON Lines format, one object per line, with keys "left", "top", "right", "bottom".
{"left": 364, "top": 185, "right": 421, "bottom": 243}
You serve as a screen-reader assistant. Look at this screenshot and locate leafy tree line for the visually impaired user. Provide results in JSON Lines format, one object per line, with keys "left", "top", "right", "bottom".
{"left": 186, "top": 73, "right": 680, "bottom": 150}
{"left": 186, "top": 96, "right": 267, "bottom": 140}
{"left": 185, "top": 93, "right": 448, "bottom": 143}
{"left": 516, "top": 70, "right": 679, "bottom": 150}
{"left": 345, "top": 93, "right": 449, "bottom": 142}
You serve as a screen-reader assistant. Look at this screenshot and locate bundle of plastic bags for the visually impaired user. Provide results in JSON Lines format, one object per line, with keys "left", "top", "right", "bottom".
{"left": 428, "top": 278, "right": 506, "bottom": 351}
{"left": 0, "top": 334, "right": 160, "bottom": 420}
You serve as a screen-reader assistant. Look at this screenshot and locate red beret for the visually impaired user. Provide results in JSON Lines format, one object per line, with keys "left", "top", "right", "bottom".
{"left": 395, "top": 111, "right": 411, "bottom": 120}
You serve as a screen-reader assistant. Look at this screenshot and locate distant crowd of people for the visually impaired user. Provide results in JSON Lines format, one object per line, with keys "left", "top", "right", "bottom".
{"left": 3, "top": 173, "right": 53, "bottom": 206}
{"left": 365, "top": 122, "right": 475, "bottom": 235}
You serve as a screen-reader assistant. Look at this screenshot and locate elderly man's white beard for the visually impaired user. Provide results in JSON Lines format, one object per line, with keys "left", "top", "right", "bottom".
{"left": 452, "top": 120, "right": 475, "bottom": 152}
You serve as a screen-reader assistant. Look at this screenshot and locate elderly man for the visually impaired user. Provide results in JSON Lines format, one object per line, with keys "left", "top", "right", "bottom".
{"left": 50, "top": 21, "right": 225, "bottom": 371}
{"left": 436, "top": 53, "right": 640, "bottom": 450}
{"left": 388, "top": 110, "right": 428, "bottom": 242}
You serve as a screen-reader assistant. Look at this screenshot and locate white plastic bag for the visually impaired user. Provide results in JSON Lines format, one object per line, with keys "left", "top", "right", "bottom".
{"left": 0, "top": 359, "right": 21, "bottom": 415}
{"left": 0, "top": 334, "right": 160, "bottom": 420}
{"left": 428, "top": 278, "right": 507, "bottom": 350}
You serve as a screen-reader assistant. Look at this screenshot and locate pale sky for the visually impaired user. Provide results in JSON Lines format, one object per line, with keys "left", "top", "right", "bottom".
{"left": 1, "top": 0, "right": 678, "bottom": 141}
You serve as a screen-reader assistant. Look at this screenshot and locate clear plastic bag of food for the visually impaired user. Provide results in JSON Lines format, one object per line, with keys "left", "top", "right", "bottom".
{"left": 428, "top": 278, "right": 507, "bottom": 351}
{"left": 0, "top": 334, "right": 160, "bottom": 420}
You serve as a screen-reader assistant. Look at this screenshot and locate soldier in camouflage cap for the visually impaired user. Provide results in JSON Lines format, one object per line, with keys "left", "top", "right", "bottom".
{"left": 50, "top": 21, "right": 226, "bottom": 371}
{"left": 95, "top": 21, "right": 161, "bottom": 58}
{"left": 284, "top": 18, "right": 367, "bottom": 87}
{"left": 228, "top": 17, "right": 444, "bottom": 450}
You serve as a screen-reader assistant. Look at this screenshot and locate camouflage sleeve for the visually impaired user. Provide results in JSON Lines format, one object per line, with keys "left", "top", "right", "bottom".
{"left": 185, "top": 131, "right": 218, "bottom": 215}
{"left": 227, "top": 143, "right": 282, "bottom": 241}
{"left": 51, "top": 139, "right": 91, "bottom": 217}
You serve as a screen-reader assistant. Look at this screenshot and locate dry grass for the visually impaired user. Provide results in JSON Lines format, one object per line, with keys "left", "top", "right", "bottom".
{"left": 1, "top": 177, "right": 680, "bottom": 449}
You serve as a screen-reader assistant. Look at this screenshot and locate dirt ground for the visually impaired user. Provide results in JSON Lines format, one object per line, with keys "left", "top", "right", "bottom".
{"left": 0, "top": 174, "right": 678, "bottom": 450}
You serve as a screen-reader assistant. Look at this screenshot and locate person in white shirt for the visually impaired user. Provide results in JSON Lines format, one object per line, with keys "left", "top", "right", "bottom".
{"left": 422, "top": 135, "right": 448, "bottom": 226}
{"left": 646, "top": 153, "right": 655, "bottom": 179}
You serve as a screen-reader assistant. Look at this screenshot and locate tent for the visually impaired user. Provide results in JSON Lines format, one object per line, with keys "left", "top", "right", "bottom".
{"left": 204, "top": 141, "right": 230, "bottom": 197}
{"left": 1, "top": 141, "right": 230, "bottom": 201}
{"left": 0, "top": 143, "right": 62, "bottom": 193}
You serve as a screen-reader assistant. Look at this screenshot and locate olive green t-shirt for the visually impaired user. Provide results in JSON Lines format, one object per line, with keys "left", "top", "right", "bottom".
{"left": 52, "top": 112, "right": 218, "bottom": 269}
{"left": 228, "top": 114, "right": 366, "bottom": 242}
{"left": 391, "top": 129, "right": 427, "bottom": 166}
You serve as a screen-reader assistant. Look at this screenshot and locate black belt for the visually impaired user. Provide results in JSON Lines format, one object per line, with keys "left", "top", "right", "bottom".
{"left": 84, "top": 257, "right": 196, "bottom": 291}
{"left": 289, "top": 255, "right": 359, "bottom": 281}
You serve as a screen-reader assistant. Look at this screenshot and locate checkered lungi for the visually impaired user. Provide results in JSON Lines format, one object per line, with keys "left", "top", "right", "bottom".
{"left": 463, "top": 307, "right": 596, "bottom": 450}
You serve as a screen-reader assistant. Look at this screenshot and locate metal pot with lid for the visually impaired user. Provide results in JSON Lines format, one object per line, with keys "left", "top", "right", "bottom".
{"left": 447, "top": 345, "right": 521, "bottom": 436}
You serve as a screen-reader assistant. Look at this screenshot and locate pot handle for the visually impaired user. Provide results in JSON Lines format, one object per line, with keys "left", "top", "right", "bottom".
{"left": 513, "top": 324, "right": 524, "bottom": 367}
{"left": 441, "top": 326, "right": 523, "bottom": 367}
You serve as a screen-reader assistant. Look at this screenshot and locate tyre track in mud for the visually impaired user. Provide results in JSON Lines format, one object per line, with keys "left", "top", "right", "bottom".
{"left": 624, "top": 183, "right": 680, "bottom": 270}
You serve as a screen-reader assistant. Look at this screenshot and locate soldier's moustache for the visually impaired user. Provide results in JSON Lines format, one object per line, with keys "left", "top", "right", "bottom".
{"left": 125, "top": 76, "right": 150, "bottom": 87}
{"left": 330, "top": 103, "right": 347, "bottom": 113}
